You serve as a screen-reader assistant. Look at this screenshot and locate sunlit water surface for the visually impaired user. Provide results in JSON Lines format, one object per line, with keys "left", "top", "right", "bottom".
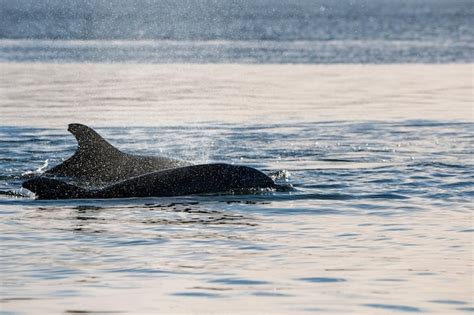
{"left": 0, "top": 64, "right": 473, "bottom": 314}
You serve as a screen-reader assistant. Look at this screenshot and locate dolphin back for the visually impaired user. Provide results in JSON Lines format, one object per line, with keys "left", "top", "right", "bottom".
{"left": 99, "top": 163, "right": 278, "bottom": 198}
{"left": 23, "top": 163, "right": 277, "bottom": 200}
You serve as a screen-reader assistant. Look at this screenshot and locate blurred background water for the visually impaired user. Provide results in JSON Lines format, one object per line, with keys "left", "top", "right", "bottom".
{"left": 0, "top": 0, "right": 473, "bottom": 314}
{"left": 0, "top": 0, "right": 473, "bottom": 63}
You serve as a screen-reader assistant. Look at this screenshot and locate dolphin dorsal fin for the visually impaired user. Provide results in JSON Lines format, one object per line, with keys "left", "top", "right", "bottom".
{"left": 67, "top": 123, "right": 121, "bottom": 157}
{"left": 43, "top": 123, "right": 192, "bottom": 184}
{"left": 43, "top": 124, "right": 123, "bottom": 180}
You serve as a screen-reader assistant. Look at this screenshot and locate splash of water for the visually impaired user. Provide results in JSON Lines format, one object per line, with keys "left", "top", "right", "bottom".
{"left": 21, "top": 159, "right": 49, "bottom": 178}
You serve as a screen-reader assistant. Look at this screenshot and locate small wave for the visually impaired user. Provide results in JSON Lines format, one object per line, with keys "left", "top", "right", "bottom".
{"left": 262, "top": 192, "right": 409, "bottom": 202}
{"left": 440, "top": 181, "right": 473, "bottom": 189}
{"left": 0, "top": 174, "right": 24, "bottom": 181}
{"left": 399, "top": 120, "right": 470, "bottom": 128}
{"left": 363, "top": 303, "right": 422, "bottom": 313}
{"left": 21, "top": 159, "right": 49, "bottom": 177}
{"left": 268, "top": 169, "right": 291, "bottom": 181}
{"left": 171, "top": 292, "right": 222, "bottom": 298}
{"left": 305, "top": 184, "right": 349, "bottom": 189}
{"left": 0, "top": 188, "right": 32, "bottom": 198}
{"left": 298, "top": 277, "right": 346, "bottom": 283}
{"left": 275, "top": 183, "right": 295, "bottom": 192}
{"left": 410, "top": 161, "right": 469, "bottom": 169}
{"left": 319, "top": 158, "right": 357, "bottom": 163}
{"left": 364, "top": 193, "right": 409, "bottom": 200}
{"left": 208, "top": 278, "right": 269, "bottom": 285}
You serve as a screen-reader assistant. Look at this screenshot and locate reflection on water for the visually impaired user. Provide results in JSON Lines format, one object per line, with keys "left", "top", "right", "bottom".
{"left": 0, "top": 64, "right": 473, "bottom": 314}
{"left": 0, "top": 64, "right": 472, "bottom": 126}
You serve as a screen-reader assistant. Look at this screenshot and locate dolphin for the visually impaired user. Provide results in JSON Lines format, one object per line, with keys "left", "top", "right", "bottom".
{"left": 44, "top": 123, "right": 191, "bottom": 185}
{"left": 22, "top": 123, "right": 280, "bottom": 199}
{"left": 23, "top": 163, "right": 278, "bottom": 200}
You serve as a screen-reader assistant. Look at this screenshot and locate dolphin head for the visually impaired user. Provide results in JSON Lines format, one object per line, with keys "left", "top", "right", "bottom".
{"left": 208, "top": 164, "right": 277, "bottom": 190}
{"left": 235, "top": 165, "right": 277, "bottom": 189}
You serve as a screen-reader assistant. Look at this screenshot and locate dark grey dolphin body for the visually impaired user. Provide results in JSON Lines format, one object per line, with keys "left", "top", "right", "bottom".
{"left": 23, "top": 163, "right": 278, "bottom": 200}
{"left": 45, "top": 123, "right": 190, "bottom": 184}
{"left": 22, "top": 124, "right": 279, "bottom": 199}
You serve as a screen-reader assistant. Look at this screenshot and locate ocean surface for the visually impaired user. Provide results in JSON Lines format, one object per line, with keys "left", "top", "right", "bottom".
{"left": 0, "top": 0, "right": 473, "bottom": 314}
{"left": 0, "top": 63, "right": 472, "bottom": 314}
